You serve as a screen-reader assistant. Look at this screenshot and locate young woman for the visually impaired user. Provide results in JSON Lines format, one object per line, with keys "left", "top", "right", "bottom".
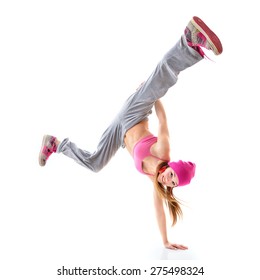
{"left": 39, "top": 16, "right": 222, "bottom": 250}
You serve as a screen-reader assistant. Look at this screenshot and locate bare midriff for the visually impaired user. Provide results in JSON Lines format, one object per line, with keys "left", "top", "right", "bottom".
{"left": 124, "top": 120, "right": 153, "bottom": 156}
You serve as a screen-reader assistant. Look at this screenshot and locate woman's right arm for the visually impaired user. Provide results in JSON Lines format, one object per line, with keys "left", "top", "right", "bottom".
{"left": 153, "top": 188, "right": 169, "bottom": 245}
{"left": 153, "top": 188, "right": 188, "bottom": 250}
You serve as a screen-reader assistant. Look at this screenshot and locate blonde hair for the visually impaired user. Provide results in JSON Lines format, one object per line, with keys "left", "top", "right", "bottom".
{"left": 153, "top": 162, "right": 183, "bottom": 226}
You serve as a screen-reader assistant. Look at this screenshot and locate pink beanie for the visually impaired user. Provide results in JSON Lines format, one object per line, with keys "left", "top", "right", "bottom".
{"left": 168, "top": 160, "right": 196, "bottom": 186}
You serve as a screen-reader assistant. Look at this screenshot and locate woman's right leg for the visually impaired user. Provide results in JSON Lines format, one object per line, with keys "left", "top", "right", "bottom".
{"left": 133, "top": 16, "right": 222, "bottom": 103}
{"left": 116, "top": 34, "right": 205, "bottom": 136}
{"left": 118, "top": 16, "right": 222, "bottom": 138}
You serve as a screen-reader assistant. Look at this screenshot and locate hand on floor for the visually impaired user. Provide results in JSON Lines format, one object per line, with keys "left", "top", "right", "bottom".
{"left": 164, "top": 241, "right": 188, "bottom": 250}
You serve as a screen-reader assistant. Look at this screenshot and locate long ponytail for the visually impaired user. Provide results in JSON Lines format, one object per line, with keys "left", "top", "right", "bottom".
{"left": 153, "top": 162, "right": 183, "bottom": 226}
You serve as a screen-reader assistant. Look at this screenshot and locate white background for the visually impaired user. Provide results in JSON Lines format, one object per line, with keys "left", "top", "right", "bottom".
{"left": 1, "top": 0, "right": 260, "bottom": 279}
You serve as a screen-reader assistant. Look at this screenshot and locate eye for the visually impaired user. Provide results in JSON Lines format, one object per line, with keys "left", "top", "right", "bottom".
{"left": 170, "top": 172, "right": 173, "bottom": 177}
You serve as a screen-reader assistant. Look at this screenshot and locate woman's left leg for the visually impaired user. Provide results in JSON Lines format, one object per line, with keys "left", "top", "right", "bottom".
{"left": 39, "top": 118, "right": 123, "bottom": 172}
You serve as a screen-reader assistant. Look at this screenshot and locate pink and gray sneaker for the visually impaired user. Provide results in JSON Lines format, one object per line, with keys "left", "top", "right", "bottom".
{"left": 185, "top": 16, "right": 223, "bottom": 56}
{"left": 39, "top": 135, "right": 58, "bottom": 166}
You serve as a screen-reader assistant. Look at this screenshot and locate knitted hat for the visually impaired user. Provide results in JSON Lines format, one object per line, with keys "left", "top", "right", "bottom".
{"left": 168, "top": 160, "right": 196, "bottom": 186}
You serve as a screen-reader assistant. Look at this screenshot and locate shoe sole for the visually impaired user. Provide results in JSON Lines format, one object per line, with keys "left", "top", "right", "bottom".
{"left": 191, "top": 16, "right": 223, "bottom": 55}
{"left": 38, "top": 135, "right": 49, "bottom": 167}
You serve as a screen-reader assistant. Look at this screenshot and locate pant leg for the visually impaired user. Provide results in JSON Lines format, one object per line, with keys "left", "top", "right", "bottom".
{"left": 57, "top": 35, "right": 203, "bottom": 172}
{"left": 135, "top": 35, "right": 203, "bottom": 102}
{"left": 57, "top": 119, "right": 122, "bottom": 172}
{"left": 119, "top": 35, "right": 203, "bottom": 141}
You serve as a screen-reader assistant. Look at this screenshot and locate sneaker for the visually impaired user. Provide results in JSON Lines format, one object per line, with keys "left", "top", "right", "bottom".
{"left": 39, "top": 135, "right": 58, "bottom": 166}
{"left": 185, "top": 16, "right": 223, "bottom": 55}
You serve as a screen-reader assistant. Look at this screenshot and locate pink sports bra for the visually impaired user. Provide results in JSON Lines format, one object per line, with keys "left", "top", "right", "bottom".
{"left": 133, "top": 134, "right": 165, "bottom": 176}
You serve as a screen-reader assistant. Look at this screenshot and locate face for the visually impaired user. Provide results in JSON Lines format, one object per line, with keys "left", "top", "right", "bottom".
{"left": 157, "top": 167, "right": 179, "bottom": 188}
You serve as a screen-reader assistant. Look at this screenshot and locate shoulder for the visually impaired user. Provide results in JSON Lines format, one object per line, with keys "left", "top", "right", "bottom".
{"left": 151, "top": 138, "right": 170, "bottom": 161}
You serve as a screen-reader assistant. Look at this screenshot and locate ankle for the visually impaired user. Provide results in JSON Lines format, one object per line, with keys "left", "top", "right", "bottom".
{"left": 187, "top": 41, "right": 205, "bottom": 58}
{"left": 55, "top": 138, "right": 60, "bottom": 151}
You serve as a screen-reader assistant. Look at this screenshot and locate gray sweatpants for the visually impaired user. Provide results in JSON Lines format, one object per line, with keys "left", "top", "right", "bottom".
{"left": 57, "top": 35, "right": 203, "bottom": 172}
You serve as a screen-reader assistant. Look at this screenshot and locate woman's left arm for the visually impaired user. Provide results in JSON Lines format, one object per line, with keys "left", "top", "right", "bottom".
{"left": 153, "top": 100, "right": 170, "bottom": 159}
{"left": 154, "top": 100, "right": 169, "bottom": 135}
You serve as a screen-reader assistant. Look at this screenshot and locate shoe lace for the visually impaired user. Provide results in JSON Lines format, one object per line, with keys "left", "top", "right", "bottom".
{"left": 187, "top": 41, "right": 215, "bottom": 62}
